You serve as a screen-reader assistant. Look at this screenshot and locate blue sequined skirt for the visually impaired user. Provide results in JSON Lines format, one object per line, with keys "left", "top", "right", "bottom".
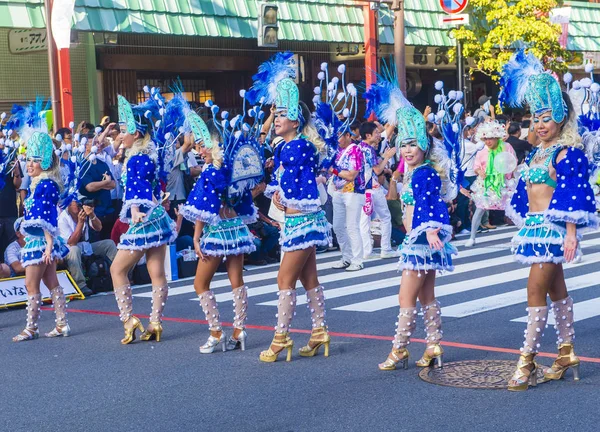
{"left": 118, "top": 205, "right": 176, "bottom": 251}
{"left": 201, "top": 217, "right": 256, "bottom": 257}
{"left": 398, "top": 237, "right": 457, "bottom": 273}
{"left": 511, "top": 212, "right": 578, "bottom": 264}
{"left": 280, "top": 210, "right": 332, "bottom": 252}
{"left": 21, "top": 235, "right": 69, "bottom": 267}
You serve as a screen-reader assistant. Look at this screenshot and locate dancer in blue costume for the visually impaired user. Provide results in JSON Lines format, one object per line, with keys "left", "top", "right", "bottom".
{"left": 247, "top": 52, "right": 334, "bottom": 362}
{"left": 364, "top": 72, "right": 464, "bottom": 371}
{"left": 501, "top": 50, "right": 599, "bottom": 390}
{"left": 180, "top": 93, "right": 264, "bottom": 354}
{"left": 6, "top": 101, "right": 70, "bottom": 341}
{"left": 110, "top": 89, "right": 179, "bottom": 344}
{"left": 565, "top": 65, "right": 600, "bottom": 211}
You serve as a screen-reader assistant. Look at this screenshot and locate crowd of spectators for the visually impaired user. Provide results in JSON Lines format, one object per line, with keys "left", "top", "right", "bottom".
{"left": 0, "top": 97, "right": 539, "bottom": 294}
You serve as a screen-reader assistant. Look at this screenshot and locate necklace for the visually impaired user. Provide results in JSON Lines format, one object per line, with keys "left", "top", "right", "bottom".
{"left": 532, "top": 142, "right": 561, "bottom": 164}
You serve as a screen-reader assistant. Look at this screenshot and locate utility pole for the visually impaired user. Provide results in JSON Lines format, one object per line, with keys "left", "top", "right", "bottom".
{"left": 456, "top": 36, "right": 464, "bottom": 93}
{"left": 44, "top": 0, "right": 61, "bottom": 131}
{"left": 363, "top": 2, "right": 379, "bottom": 89}
{"left": 391, "top": 0, "right": 406, "bottom": 95}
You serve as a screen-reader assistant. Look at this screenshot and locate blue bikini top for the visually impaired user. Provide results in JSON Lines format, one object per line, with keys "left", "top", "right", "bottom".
{"left": 401, "top": 187, "right": 415, "bottom": 206}
{"left": 523, "top": 148, "right": 557, "bottom": 188}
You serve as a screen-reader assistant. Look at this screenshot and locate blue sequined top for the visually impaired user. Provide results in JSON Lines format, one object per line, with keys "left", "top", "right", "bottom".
{"left": 265, "top": 137, "right": 321, "bottom": 213}
{"left": 405, "top": 164, "right": 453, "bottom": 245}
{"left": 508, "top": 146, "right": 599, "bottom": 233}
{"left": 120, "top": 153, "right": 161, "bottom": 222}
{"left": 22, "top": 178, "right": 61, "bottom": 237}
{"left": 181, "top": 164, "right": 258, "bottom": 226}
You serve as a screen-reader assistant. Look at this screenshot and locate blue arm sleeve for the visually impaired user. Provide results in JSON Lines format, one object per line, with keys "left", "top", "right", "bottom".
{"left": 265, "top": 144, "right": 282, "bottom": 198}
{"left": 120, "top": 154, "right": 157, "bottom": 221}
{"left": 180, "top": 166, "right": 226, "bottom": 225}
{"left": 234, "top": 189, "right": 258, "bottom": 224}
{"left": 546, "top": 147, "right": 599, "bottom": 233}
{"left": 22, "top": 179, "right": 60, "bottom": 235}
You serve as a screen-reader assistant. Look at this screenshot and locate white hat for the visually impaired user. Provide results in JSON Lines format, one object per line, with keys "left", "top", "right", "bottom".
{"left": 476, "top": 121, "right": 505, "bottom": 140}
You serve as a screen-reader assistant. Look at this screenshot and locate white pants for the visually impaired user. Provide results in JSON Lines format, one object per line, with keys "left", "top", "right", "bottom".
{"left": 360, "top": 187, "right": 393, "bottom": 257}
{"left": 332, "top": 192, "right": 365, "bottom": 266}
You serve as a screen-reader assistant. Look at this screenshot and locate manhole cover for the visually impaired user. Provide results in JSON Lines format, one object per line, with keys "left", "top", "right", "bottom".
{"left": 418, "top": 360, "right": 550, "bottom": 389}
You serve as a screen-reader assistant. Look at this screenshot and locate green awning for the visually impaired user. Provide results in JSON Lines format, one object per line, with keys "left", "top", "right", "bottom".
{"left": 0, "top": 0, "right": 598, "bottom": 51}
{"left": 565, "top": 1, "right": 600, "bottom": 52}
{"left": 0, "top": 0, "right": 451, "bottom": 46}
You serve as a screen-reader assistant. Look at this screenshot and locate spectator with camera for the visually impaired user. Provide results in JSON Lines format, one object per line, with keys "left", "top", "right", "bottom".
{"left": 79, "top": 135, "right": 116, "bottom": 241}
{"left": 58, "top": 198, "right": 118, "bottom": 296}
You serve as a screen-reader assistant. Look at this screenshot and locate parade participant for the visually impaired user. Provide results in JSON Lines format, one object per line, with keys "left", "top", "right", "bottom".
{"left": 501, "top": 50, "right": 599, "bottom": 390}
{"left": 358, "top": 122, "right": 398, "bottom": 259}
{"left": 247, "top": 52, "right": 333, "bottom": 362}
{"left": 310, "top": 63, "right": 367, "bottom": 271}
{"left": 565, "top": 67, "right": 600, "bottom": 211}
{"left": 109, "top": 89, "right": 179, "bottom": 344}
{"left": 180, "top": 95, "right": 263, "bottom": 354}
{"left": 465, "top": 121, "right": 517, "bottom": 247}
{"left": 365, "top": 74, "right": 464, "bottom": 371}
{"left": 6, "top": 102, "right": 70, "bottom": 341}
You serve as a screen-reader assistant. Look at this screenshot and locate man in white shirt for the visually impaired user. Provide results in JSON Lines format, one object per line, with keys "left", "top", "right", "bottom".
{"left": 4, "top": 218, "right": 25, "bottom": 277}
{"left": 359, "top": 122, "right": 398, "bottom": 259}
{"left": 58, "top": 199, "right": 117, "bottom": 296}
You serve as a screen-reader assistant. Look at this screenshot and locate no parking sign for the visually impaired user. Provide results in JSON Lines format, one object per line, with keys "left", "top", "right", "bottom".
{"left": 439, "top": 0, "right": 469, "bottom": 14}
{"left": 439, "top": 0, "right": 470, "bottom": 26}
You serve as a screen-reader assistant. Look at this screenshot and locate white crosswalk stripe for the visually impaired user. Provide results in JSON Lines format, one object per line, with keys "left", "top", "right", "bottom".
{"left": 258, "top": 245, "right": 513, "bottom": 307}
{"left": 132, "top": 227, "right": 600, "bottom": 324}
{"left": 444, "top": 269, "right": 600, "bottom": 318}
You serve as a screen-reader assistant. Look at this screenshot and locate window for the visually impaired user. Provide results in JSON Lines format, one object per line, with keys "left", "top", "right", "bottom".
{"left": 197, "top": 90, "right": 214, "bottom": 104}
{"left": 136, "top": 78, "right": 213, "bottom": 104}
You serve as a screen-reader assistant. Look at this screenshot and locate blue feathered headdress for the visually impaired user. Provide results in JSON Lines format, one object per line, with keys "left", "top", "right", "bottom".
{"left": 499, "top": 49, "right": 566, "bottom": 123}
{"left": 364, "top": 60, "right": 427, "bottom": 151}
{"left": 363, "top": 61, "right": 412, "bottom": 127}
{"left": 246, "top": 52, "right": 300, "bottom": 121}
{"left": 205, "top": 89, "right": 265, "bottom": 206}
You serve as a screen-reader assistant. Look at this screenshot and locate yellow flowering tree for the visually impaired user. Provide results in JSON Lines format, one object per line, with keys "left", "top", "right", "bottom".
{"left": 450, "top": 0, "right": 569, "bottom": 80}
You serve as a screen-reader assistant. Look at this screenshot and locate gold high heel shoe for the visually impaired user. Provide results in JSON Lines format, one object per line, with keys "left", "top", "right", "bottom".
{"left": 415, "top": 344, "right": 444, "bottom": 368}
{"left": 140, "top": 322, "right": 163, "bottom": 342}
{"left": 378, "top": 348, "right": 409, "bottom": 371}
{"left": 259, "top": 333, "right": 294, "bottom": 362}
{"left": 508, "top": 353, "right": 538, "bottom": 391}
{"left": 121, "top": 316, "right": 144, "bottom": 345}
{"left": 299, "top": 327, "right": 330, "bottom": 357}
{"left": 544, "top": 343, "right": 580, "bottom": 381}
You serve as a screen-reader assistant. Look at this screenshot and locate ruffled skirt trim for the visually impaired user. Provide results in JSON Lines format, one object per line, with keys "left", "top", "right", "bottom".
{"left": 201, "top": 217, "right": 256, "bottom": 256}
{"left": 511, "top": 212, "right": 580, "bottom": 264}
{"left": 21, "top": 235, "right": 69, "bottom": 267}
{"left": 118, "top": 206, "right": 176, "bottom": 251}
{"left": 398, "top": 238, "right": 457, "bottom": 273}
{"left": 280, "top": 210, "right": 332, "bottom": 252}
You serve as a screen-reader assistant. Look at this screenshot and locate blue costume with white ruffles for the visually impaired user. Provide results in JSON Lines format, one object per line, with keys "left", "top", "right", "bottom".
{"left": 21, "top": 177, "right": 69, "bottom": 267}
{"left": 507, "top": 145, "right": 599, "bottom": 264}
{"left": 181, "top": 164, "right": 256, "bottom": 257}
{"left": 266, "top": 137, "right": 332, "bottom": 252}
{"left": 399, "top": 164, "right": 457, "bottom": 272}
{"left": 118, "top": 152, "right": 176, "bottom": 250}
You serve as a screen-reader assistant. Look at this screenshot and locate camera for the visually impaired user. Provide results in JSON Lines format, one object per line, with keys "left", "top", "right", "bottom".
{"left": 81, "top": 198, "right": 96, "bottom": 207}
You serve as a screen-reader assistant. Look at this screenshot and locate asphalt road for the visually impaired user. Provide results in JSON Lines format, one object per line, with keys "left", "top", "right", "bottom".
{"left": 2, "top": 226, "right": 599, "bottom": 432}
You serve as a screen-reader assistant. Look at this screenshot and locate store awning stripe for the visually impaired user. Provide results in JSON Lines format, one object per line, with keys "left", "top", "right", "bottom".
{"left": 0, "top": 0, "right": 597, "bottom": 51}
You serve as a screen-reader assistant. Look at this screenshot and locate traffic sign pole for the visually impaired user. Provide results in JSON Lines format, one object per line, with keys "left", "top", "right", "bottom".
{"left": 457, "top": 34, "right": 464, "bottom": 94}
